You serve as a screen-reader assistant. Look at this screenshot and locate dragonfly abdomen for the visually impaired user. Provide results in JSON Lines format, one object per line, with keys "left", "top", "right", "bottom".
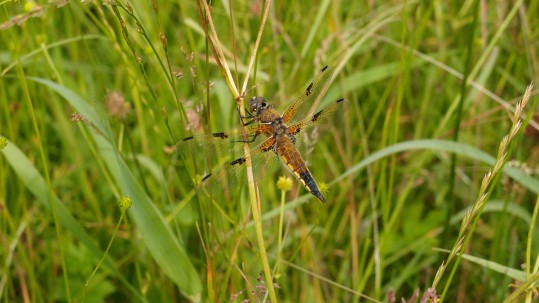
{"left": 276, "top": 136, "right": 326, "bottom": 203}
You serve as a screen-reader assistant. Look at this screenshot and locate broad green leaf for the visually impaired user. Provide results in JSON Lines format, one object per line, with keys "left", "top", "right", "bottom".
{"left": 1, "top": 140, "right": 146, "bottom": 302}
{"left": 27, "top": 77, "right": 202, "bottom": 301}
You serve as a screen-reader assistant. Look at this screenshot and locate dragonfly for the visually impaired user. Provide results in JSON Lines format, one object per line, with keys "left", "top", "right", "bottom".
{"left": 180, "top": 66, "right": 349, "bottom": 203}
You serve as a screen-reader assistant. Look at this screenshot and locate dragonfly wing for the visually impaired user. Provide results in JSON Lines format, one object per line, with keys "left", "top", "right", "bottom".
{"left": 281, "top": 66, "right": 335, "bottom": 124}
{"left": 177, "top": 124, "right": 272, "bottom": 191}
{"left": 286, "top": 97, "right": 350, "bottom": 152}
{"left": 197, "top": 136, "right": 280, "bottom": 197}
{"left": 179, "top": 123, "right": 273, "bottom": 149}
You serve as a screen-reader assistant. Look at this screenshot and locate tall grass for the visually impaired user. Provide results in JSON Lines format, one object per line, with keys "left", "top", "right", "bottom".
{"left": 1, "top": 1, "right": 538, "bottom": 302}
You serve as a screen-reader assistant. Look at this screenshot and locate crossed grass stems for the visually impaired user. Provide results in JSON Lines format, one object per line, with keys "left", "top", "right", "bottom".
{"left": 195, "top": 0, "right": 280, "bottom": 301}
{"left": 194, "top": 0, "right": 538, "bottom": 301}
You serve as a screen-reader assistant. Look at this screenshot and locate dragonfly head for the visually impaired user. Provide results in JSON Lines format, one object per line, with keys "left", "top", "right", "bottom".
{"left": 249, "top": 96, "right": 269, "bottom": 115}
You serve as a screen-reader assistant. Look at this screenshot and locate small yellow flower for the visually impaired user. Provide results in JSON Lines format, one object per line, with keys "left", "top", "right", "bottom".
{"left": 276, "top": 176, "right": 292, "bottom": 192}
{"left": 24, "top": 1, "right": 36, "bottom": 12}
{"left": 0, "top": 136, "right": 7, "bottom": 150}
{"left": 119, "top": 196, "right": 132, "bottom": 210}
{"left": 318, "top": 182, "right": 329, "bottom": 197}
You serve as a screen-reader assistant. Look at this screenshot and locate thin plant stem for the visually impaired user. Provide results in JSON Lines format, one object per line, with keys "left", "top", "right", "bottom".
{"left": 525, "top": 195, "right": 539, "bottom": 303}
{"left": 194, "top": 1, "right": 277, "bottom": 301}
{"left": 83, "top": 198, "right": 131, "bottom": 302}
{"left": 240, "top": 0, "right": 271, "bottom": 94}
{"left": 16, "top": 60, "right": 72, "bottom": 302}
{"left": 445, "top": 0, "right": 480, "bottom": 243}
{"left": 432, "top": 83, "right": 534, "bottom": 301}
{"left": 276, "top": 186, "right": 286, "bottom": 277}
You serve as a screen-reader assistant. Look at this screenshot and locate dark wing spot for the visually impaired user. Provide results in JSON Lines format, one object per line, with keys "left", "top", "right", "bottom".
{"left": 182, "top": 136, "right": 194, "bottom": 141}
{"left": 229, "top": 157, "right": 246, "bottom": 166}
{"left": 306, "top": 83, "right": 314, "bottom": 96}
{"left": 213, "top": 132, "right": 229, "bottom": 139}
{"left": 336, "top": 98, "right": 344, "bottom": 103}
{"left": 321, "top": 65, "right": 328, "bottom": 72}
{"left": 202, "top": 173, "right": 212, "bottom": 181}
{"left": 287, "top": 128, "right": 301, "bottom": 143}
{"left": 289, "top": 135, "right": 297, "bottom": 144}
{"left": 312, "top": 110, "right": 323, "bottom": 122}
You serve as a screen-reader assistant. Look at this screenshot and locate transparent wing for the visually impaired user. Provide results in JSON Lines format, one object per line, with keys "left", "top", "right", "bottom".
{"left": 281, "top": 66, "right": 335, "bottom": 124}
{"left": 178, "top": 123, "right": 273, "bottom": 150}
{"left": 286, "top": 98, "right": 350, "bottom": 150}
{"left": 196, "top": 136, "right": 282, "bottom": 198}
{"left": 176, "top": 124, "right": 269, "bottom": 193}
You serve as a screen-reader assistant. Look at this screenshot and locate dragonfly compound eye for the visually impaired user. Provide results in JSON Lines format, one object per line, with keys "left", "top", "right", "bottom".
{"left": 249, "top": 96, "right": 257, "bottom": 110}
{"left": 250, "top": 96, "right": 267, "bottom": 112}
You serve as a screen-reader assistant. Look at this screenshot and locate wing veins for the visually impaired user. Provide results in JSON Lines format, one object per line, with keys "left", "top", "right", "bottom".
{"left": 281, "top": 66, "right": 335, "bottom": 124}
{"left": 199, "top": 136, "right": 277, "bottom": 188}
{"left": 287, "top": 98, "right": 350, "bottom": 134}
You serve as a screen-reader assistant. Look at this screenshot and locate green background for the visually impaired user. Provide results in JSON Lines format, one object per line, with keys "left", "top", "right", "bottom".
{"left": 1, "top": 0, "right": 538, "bottom": 302}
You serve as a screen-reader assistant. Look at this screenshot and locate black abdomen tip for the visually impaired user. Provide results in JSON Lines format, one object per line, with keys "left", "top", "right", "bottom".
{"left": 299, "top": 172, "right": 326, "bottom": 203}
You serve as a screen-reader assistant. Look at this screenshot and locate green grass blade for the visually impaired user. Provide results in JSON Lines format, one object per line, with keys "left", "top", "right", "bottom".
{"left": 27, "top": 77, "right": 202, "bottom": 301}
{"left": 1, "top": 140, "right": 147, "bottom": 302}
{"left": 334, "top": 139, "right": 539, "bottom": 194}
{"left": 434, "top": 248, "right": 526, "bottom": 282}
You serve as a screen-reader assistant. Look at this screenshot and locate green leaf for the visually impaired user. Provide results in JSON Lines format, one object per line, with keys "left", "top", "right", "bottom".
{"left": 334, "top": 139, "right": 539, "bottom": 195}
{"left": 1, "top": 139, "right": 145, "bottom": 301}
{"left": 27, "top": 77, "right": 202, "bottom": 301}
{"left": 435, "top": 248, "right": 526, "bottom": 282}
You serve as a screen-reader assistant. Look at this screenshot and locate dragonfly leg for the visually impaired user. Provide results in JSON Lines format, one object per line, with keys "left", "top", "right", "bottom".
{"left": 236, "top": 106, "right": 258, "bottom": 126}
{"left": 233, "top": 131, "right": 261, "bottom": 143}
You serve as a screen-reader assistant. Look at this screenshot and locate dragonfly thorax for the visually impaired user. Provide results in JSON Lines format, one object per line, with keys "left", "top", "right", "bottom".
{"left": 271, "top": 117, "right": 288, "bottom": 135}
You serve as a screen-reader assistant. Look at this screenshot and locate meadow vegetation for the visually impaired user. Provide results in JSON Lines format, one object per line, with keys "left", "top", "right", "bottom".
{"left": 1, "top": 0, "right": 538, "bottom": 302}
